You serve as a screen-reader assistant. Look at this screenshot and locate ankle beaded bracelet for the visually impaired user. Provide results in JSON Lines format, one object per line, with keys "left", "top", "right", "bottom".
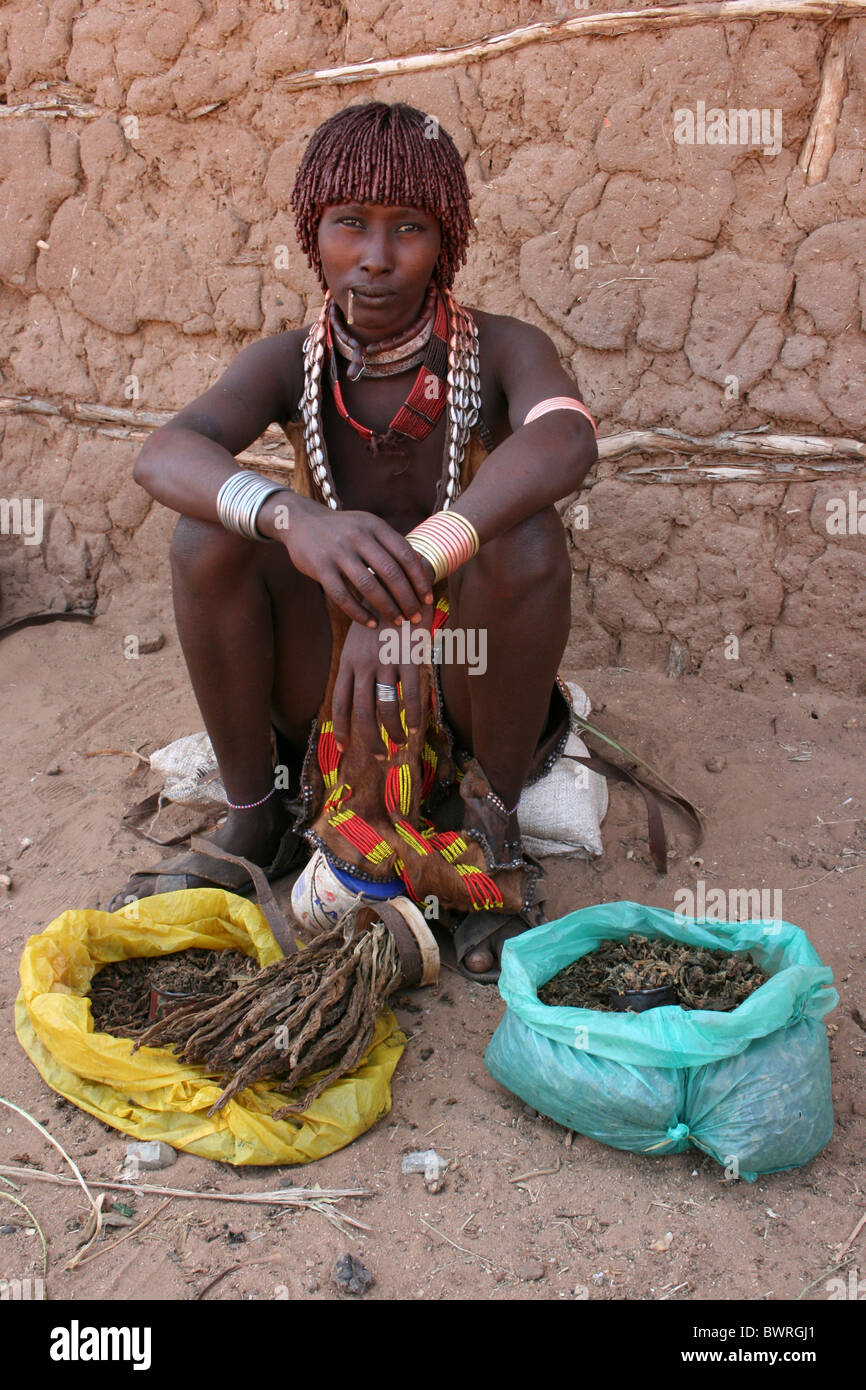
{"left": 225, "top": 785, "right": 278, "bottom": 811}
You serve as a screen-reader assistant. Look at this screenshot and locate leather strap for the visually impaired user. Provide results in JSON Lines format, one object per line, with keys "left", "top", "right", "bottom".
{"left": 189, "top": 836, "right": 298, "bottom": 957}
{"left": 565, "top": 751, "right": 702, "bottom": 875}
{"left": 123, "top": 792, "right": 216, "bottom": 847}
{"left": 370, "top": 904, "right": 423, "bottom": 986}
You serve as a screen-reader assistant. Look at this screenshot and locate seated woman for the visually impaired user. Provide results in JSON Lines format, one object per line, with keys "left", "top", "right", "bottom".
{"left": 107, "top": 101, "right": 598, "bottom": 981}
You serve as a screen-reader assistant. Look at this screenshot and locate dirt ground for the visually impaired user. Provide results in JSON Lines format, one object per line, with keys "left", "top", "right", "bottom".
{"left": 1, "top": 576, "right": 863, "bottom": 1303}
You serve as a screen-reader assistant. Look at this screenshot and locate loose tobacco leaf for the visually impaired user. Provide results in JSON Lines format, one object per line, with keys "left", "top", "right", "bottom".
{"left": 89, "top": 948, "right": 258, "bottom": 1036}
{"left": 539, "top": 934, "right": 768, "bottom": 1012}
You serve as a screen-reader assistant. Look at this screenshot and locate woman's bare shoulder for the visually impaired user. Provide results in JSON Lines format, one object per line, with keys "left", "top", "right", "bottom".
{"left": 466, "top": 306, "right": 559, "bottom": 360}
{"left": 229, "top": 324, "right": 311, "bottom": 425}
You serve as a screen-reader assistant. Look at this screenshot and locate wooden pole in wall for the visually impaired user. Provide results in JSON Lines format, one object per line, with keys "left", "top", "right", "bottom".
{"left": 278, "top": 0, "right": 866, "bottom": 91}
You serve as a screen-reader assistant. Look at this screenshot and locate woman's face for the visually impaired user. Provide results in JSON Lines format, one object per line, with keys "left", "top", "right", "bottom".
{"left": 317, "top": 202, "right": 442, "bottom": 338}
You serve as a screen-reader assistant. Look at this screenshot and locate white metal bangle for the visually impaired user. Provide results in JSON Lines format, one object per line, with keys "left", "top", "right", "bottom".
{"left": 216, "top": 472, "right": 284, "bottom": 540}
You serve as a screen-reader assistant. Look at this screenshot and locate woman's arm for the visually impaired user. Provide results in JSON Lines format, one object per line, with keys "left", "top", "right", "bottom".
{"left": 446, "top": 317, "right": 598, "bottom": 543}
{"left": 132, "top": 332, "right": 304, "bottom": 525}
{"left": 132, "top": 330, "right": 432, "bottom": 625}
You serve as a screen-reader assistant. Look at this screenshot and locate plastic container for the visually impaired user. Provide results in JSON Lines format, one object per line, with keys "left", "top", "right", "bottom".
{"left": 291, "top": 850, "right": 401, "bottom": 934}
{"left": 610, "top": 985, "right": 678, "bottom": 1012}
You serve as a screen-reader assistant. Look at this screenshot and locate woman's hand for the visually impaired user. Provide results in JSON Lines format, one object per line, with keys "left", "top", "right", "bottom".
{"left": 282, "top": 499, "right": 434, "bottom": 628}
{"left": 332, "top": 604, "right": 434, "bottom": 755}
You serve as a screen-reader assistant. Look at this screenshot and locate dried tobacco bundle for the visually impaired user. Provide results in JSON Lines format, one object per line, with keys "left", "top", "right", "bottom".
{"left": 539, "top": 933, "right": 768, "bottom": 1012}
{"left": 132, "top": 922, "right": 401, "bottom": 1116}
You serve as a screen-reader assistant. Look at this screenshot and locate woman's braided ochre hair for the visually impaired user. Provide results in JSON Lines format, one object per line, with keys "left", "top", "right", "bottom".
{"left": 291, "top": 101, "right": 473, "bottom": 289}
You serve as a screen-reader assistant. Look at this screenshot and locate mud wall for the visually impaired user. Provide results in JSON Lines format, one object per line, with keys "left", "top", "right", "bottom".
{"left": 0, "top": 1, "right": 864, "bottom": 692}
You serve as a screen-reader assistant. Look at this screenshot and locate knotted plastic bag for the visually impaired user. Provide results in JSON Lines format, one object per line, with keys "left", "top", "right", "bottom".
{"left": 485, "top": 901, "right": 837, "bottom": 1180}
{"left": 15, "top": 888, "right": 404, "bottom": 1165}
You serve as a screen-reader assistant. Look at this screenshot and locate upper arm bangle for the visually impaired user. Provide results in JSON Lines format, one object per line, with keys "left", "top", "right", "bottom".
{"left": 523, "top": 396, "right": 597, "bottom": 436}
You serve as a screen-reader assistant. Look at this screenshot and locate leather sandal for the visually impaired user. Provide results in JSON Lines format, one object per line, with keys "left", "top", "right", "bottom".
{"left": 105, "top": 825, "right": 307, "bottom": 920}
{"left": 449, "top": 890, "right": 547, "bottom": 986}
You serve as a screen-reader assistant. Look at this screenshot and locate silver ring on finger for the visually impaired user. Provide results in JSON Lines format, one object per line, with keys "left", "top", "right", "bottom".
{"left": 375, "top": 682, "right": 399, "bottom": 704}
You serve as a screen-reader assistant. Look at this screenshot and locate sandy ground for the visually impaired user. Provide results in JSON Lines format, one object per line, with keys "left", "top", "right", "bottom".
{"left": 1, "top": 576, "right": 864, "bottom": 1303}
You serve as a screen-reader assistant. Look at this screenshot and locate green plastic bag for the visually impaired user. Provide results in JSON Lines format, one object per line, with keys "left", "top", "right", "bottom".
{"left": 484, "top": 901, "right": 837, "bottom": 1180}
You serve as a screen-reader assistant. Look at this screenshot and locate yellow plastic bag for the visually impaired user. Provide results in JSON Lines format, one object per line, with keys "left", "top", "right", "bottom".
{"left": 15, "top": 888, "right": 405, "bottom": 1165}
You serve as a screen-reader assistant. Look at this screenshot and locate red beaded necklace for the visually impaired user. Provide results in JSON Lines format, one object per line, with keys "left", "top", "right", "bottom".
{"left": 325, "top": 286, "right": 450, "bottom": 453}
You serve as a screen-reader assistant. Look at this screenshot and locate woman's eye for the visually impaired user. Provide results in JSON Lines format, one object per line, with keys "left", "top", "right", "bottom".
{"left": 333, "top": 217, "right": 424, "bottom": 232}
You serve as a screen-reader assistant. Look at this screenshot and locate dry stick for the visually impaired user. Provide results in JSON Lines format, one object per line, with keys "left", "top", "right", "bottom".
{"left": 72, "top": 1198, "right": 174, "bottom": 1271}
{"left": 3, "top": 4, "right": 859, "bottom": 113}
{"left": 0, "top": 1097, "right": 97, "bottom": 1216}
{"left": 3, "top": 395, "right": 864, "bottom": 479}
{"left": 194, "top": 1253, "right": 282, "bottom": 1301}
{"left": 836, "top": 1208, "right": 866, "bottom": 1260}
{"left": 0, "top": 1165, "right": 371, "bottom": 1207}
{"left": 81, "top": 748, "right": 150, "bottom": 764}
{"left": 0, "top": 97, "right": 226, "bottom": 121}
{"left": 65, "top": 1194, "right": 110, "bottom": 1270}
{"left": 0, "top": 97, "right": 103, "bottom": 119}
{"left": 798, "top": 23, "right": 849, "bottom": 184}
{"left": 0, "top": 1167, "right": 370, "bottom": 1238}
{"left": 0, "top": 395, "right": 174, "bottom": 427}
{"left": 419, "top": 1217, "right": 504, "bottom": 1275}
{"left": 8, "top": 1169, "right": 369, "bottom": 1240}
{"left": 597, "top": 427, "right": 866, "bottom": 465}
{"left": 509, "top": 1159, "right": 562, "bottom": 1183}
{"left": 0, "top": 395, "right": 294, "bottom": 476}
{"left": 660, "top": 1280, "right": 690, "bottom": 1299}
{"left": 790, "top": 862, "right": 866, "bottom": 891}
{"left": 0, "top": 1192, "right": 48, "bottom": 1279}
{"left": 0, "top": 394, "right": 287, "bottom": 443}
{"left": 278, "top": 0, "right": 866, "bottom": 90}
{"left": 308, "top": 1202, "right": 372, "bottom": 1235}
{"left": 789, "top": 866, "right": 841, "bottom": 891}
{"left": 797, "top": 1253, "right": 855, "bottom": 1300}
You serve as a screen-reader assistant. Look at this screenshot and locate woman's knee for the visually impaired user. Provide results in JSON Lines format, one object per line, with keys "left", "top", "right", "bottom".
{"left": 169, "top": 514, "right": 256, "bottom": 586}
{"left": 474, "top": 506, "right": 571, "bottom": 599}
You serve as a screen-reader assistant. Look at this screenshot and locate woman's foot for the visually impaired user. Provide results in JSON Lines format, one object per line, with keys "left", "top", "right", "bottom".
{"left": 106, "top": 795, "right": 297, "bottom": 912}
{"left": 462, "top": 922, "right": 525, "bottom": 974}
{"left": 450, "top": 903, "right": 543, "bottom": 984}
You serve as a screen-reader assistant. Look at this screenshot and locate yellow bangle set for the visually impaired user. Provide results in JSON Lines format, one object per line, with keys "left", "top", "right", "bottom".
{"left": 406, "top": 510, "right": 480, "bottom": 584}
